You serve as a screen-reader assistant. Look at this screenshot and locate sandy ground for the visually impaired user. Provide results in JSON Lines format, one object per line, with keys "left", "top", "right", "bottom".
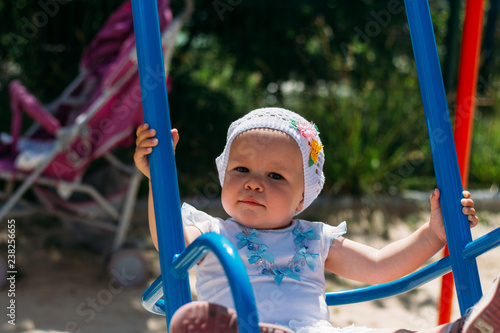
{"left": 0, "top": 194, "right": 499, "bottom": 333}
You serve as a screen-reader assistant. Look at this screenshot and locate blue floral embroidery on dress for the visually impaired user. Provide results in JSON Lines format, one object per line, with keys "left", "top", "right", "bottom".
{"left": 247, "top": 245, "right": 274, "bottom": 264}
{"left": 236, "top": 229, "right": 263, "bottom": 249}
{"left": 273, "top": 268, "right": 301, "bottom": 286}
{"left": 234, "top": 221, "right": 322, "bottom": 286}
{"left": 293, "top": 246, "right": 319, "bottom": 271}
{"left": 292, "top": 227, "right": 320, "bottom": 243}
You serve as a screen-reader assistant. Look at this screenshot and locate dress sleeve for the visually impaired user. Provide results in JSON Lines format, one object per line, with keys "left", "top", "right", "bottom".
{"left": 181, "top": 203, "right": 220, "bottom": 234}
{"left": 314, "top": 221, "right": 347, "bottom": 266}
{"left": 323, "top": 221, "right": 347, "bottom": 245}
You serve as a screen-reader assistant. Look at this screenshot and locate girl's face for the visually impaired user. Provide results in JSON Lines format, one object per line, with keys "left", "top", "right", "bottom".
{"left": 221, "top": 129, "right": 304, "bottom": 230}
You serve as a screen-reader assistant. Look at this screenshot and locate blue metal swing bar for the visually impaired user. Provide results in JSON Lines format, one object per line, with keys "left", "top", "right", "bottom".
{"left": 326, "top": 227, "right": 500, "bottom": 306}
{"left": 327, "top": 0, "right": 500, "bottom": 315}
{"left": 403, "top": 1, "right": 483, "bottom": 313}
{"left": 131, "top": 0, "right": 500, "bottom": 330}
{"left": 130, "top": 0, "right": 191, "bottom": 319}
{"left": 130, "top": 0, "right": 260, "bottom": 331}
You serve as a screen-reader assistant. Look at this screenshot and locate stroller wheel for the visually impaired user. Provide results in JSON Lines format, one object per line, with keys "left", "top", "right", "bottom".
{"left": 108, "top": 249, "right": 147, "bottom": 288}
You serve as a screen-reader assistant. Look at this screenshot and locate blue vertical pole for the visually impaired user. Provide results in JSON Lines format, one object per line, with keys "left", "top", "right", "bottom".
{"left": 130, "top": 0, "right": 191, "bottom": 327}
{"left": 403, "top": 0, "right": 482, "bottom": 314}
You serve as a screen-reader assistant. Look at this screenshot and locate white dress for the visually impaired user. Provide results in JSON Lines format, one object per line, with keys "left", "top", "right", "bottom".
{"left": 181, "top": 203, "right": 374, "bottom": 333}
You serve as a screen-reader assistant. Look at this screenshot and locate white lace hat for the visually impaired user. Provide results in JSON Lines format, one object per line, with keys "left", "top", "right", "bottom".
{"left": 215, "top": 107, "right": 325, "bottom": 213}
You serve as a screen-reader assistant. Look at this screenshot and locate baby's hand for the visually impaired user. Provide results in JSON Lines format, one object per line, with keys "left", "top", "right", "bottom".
{"left": 133, "top": 123, "right": 179, "bottom": 179}
{"left": 461, "top": 190, "right": 479, "bottom": 228}
{"left": 429, "top": 188, "right": 479, "bottom": 243}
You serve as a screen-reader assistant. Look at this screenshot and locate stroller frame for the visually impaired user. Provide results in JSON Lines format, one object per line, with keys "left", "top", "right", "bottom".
{"left": 0, "top": 0, "right": 192, "bottom": 255}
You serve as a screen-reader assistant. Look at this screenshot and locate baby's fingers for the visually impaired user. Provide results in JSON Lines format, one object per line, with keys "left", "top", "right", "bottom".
{"left": 136, "top": 128, "right": 157, "bottom": 147}
{"left": 462, "top": 206, "right": 479, "bottom": 228}
{"left": 172, "top": 128, "right": 179, "bottom": 150}
{"left": 461, "top": 198, "right": 475, "bottom": 208}
{"left": 134, "top": 125, "right": 158, "bottom": 160}
{"left": 137, "top": 137, "right": 158, "bottom": 149}
{"left": 467, "top": 213, "right": 479, "bottom": 228}
{"left": 135, "top": 145, "right": 153, "bottom": 156}
{"left": 430, "top": 188, "right": 441, "bottom": 211}
{"left": 462, "top": 206, "right": 476, "bottom": 216}
{"left": 136, "top": 123, "right": 149, "bottom": 137}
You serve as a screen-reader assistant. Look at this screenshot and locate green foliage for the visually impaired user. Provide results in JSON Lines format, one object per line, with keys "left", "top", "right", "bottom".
{"left": 0, "top": 0, "right": 124, "bottom": 132}
{"left": 0, "top": 0, "right": 498, "bottom": 197}
{"left": 168, "top": 71, "right": 235, "bottom": 195}
{"left": 470, "top": 113, "right": 500, "bottom": 186}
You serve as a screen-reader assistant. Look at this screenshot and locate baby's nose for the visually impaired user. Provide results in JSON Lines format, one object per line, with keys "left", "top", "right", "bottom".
{"left": 244, "top": 178, "right": 263, "bottom": 192}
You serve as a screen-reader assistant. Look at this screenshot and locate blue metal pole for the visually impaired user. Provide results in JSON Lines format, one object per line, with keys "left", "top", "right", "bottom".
{"left": 172, "top": 234, "right": 261, "bottom": 333}
{"left": 463, "top": 228, "right": 500, "bottom": 261}
{"left": 326, "top": 227, "right": 500, "bottom": 306}
{"left": 141, "top": 234, "right": 262, "bottom": 333}
{"left": 130, "top": 0, "right": 191, "bottom": 327}
{"left": 326, "top": 256, "right": 453, "bottom": 306}
{"left": 403, "top": 0, "right": 482, "bottom": 314}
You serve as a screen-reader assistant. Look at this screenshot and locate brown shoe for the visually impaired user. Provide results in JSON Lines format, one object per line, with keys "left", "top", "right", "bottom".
{"left": 463, "top": 276, "right": 500, "bottom": 333}
{"left": 170, "top": 301, "right": 293, "bottom": 333}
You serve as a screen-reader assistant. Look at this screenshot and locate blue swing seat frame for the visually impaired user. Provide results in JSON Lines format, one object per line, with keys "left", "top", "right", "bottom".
{"left": 131, "top": 1, "right": 500, "bottom": 332}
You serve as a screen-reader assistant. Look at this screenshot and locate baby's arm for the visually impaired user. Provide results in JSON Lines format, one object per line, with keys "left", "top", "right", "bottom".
{"left": 134, "top": 124, "right": 201, "bottom": 251}
{"left": 325, "top": 189, "right": 478, "bottom": 284}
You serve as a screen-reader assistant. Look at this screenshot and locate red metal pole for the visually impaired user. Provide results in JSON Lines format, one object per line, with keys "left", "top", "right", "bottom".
{"left": 438, "top": 0, "right": 485, "bottom": 324}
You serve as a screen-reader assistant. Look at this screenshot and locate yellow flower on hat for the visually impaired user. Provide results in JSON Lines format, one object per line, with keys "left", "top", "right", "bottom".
{"left": 309, "top": 139, "right": 323, "bottom": 166}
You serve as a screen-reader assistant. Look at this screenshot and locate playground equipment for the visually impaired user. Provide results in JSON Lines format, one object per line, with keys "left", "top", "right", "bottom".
{"left": 132, "top": 0, "right": 500, "bottom": 331}
{"left": 0, "top": 0, "right": 190, "bottom": 288}
{"left": 438, "top": 0, "right": 486, "bottom": 324}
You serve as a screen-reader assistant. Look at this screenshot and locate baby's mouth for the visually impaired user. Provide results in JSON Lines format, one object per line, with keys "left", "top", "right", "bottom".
{"left": 239, "top": 198, "right": 264, "bottom": 207}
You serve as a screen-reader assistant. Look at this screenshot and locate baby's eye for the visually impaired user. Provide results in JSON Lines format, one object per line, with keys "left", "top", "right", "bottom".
{"left": 235, "top": 167, "right": 249, "bottom": 173}
{"left": 268, "top": 172, "right": 284, "bottom": 180}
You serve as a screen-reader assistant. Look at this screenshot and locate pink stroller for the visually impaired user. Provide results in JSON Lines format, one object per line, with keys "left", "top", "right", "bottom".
{"left": 0, "top": 0, "right": 193, "bottom": 287}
